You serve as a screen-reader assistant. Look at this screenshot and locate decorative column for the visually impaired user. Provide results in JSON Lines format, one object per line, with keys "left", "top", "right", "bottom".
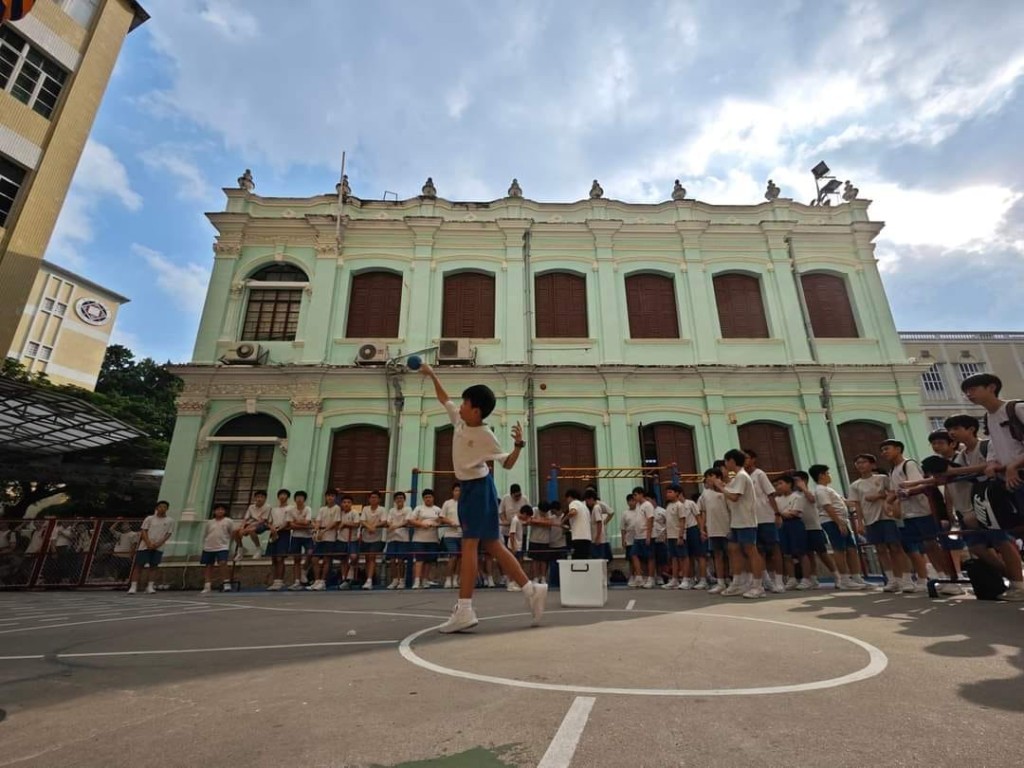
{"left": 675, "top": 222, "right": 715, "bottom": 363}
{"left": 282, "top": 398, "right": 321, "bottom": 491}
{"left": 587, "top": 219, "right": 623, "bottom": 363}
{"left": 497, "top": 219, "right": 532, "bottom": 364}
{"left": 851, "top": 222, "right": 904, "bottom": 361}
{"left": 405, "top": 218, "right": 443, "bottom": 352}
{"left": 761, "top": 222, "right": 812, "bottom": 363}
{"left": 193, "top": 242, "right": 240, "bottom": 362}
{"left": 158, "top": 397, "right": 208, "bottom": 556}
{"left": 300, "top": 241, "right": 340, "bottom": 363}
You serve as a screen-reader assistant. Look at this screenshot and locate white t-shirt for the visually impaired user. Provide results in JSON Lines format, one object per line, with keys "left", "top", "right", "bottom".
{"left": 620, "top": 507, "right": 639, "bottom": 545}
{"left": 386, "top": 507, "right": 411, "bottom": 543}
{"left": 635, "top": 500, "right": 655, "bottom": 540}
{"left": 243, "top": 503, "right": 271, "bottom": 524}
{"left": 410, "top": 505, "right": 441, "bottom": 544}
{"left": 203, "top": 517, "right": 236, "bottom": 551}
{"left": 440, "top": 498, "right": 461, "bottom": 539}
{"left": 590, "top": 500, "right": 612, "bottom": 543}
{"left": 500, "top": 493, "right": 529, "bottom": 535}
{"left": 682, "top": 499, "right": 700, "bottom": 529}
{"left": 749, "top": 468, "right": 777, "bottom": 524}
{"left": 139, "top": 515, "right": 175, "bottom": 551}
{"left": 269, "top": 505, "right": 292, "bottom": 530}
{"left": 699, "top": 490, "right": 730, "bottom": 538}
{"left": 795, "top": 490, "right": 821, "bottom": 530}
{"left": 339, "top": 509, "right": 360, "bottom": 542}
{"left": 529, "top": 507, "right": 550, "bottom": 544}
{"left": 950, "top": 442, "right": 987, "bottom": 514}
{"left": 509, "top": 515, "right": 525, "bottom": 548}
{"left": 113, "top": 529, "right": 139, "bottom": 555}
{"left": 444, "top": 400, "right": 510, "bottom": 480}
{"left": 987, "top": 402, "right": 1024, "bottom": 466}
{"left": 54, "top": 525, "right": 76, "bottom": 548}
{"left": 316, "top": 505, "right": 342, "bottom": 542}
{"left": 849, "top": 475, "right": 889, "bottom": 525}
{"left": 547, "top": 511, "right": 567, "bottom": 548}
{"left": 724, "top": 470, "right": 757, "bottom": 529}
{"left": 26, "top": 527, "right": 46, "bottom": 554}
{"left": 653, "top": 507, "right": 667, "bottom": 541}
{"left": 359, "top": 506, "right": 387, "bottom": 543}
{"left": 664, "top": 501, "right": 685, "bottom": 539}
{"left": 568, "top": 499, "right": 591, "bottom": 541}
{"left": 288, "top": 506, "right": 313, "bottom": 538}
{"left": 890, "top": 460, "right": 931, "bottom": 519}
{"left": 815, "top": 485, "right": 850, "bottom": 524}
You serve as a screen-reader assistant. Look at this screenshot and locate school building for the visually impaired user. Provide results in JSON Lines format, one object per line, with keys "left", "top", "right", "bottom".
{"left": 159, "top": 173, "right": 930, "bottom": 555}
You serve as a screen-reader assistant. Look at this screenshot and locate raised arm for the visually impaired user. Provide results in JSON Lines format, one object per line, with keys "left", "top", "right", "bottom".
{"left": 419, "top": 364, "right": 450, "bottom": 406}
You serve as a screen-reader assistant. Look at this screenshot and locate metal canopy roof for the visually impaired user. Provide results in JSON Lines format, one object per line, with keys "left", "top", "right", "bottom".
{"left": 0, "top": 378, "right": 143, "bottom": 457}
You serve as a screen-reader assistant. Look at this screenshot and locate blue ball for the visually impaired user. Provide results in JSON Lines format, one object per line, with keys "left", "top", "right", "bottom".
{"left": 406, "top": 355, "right": 422, "bottom": 371}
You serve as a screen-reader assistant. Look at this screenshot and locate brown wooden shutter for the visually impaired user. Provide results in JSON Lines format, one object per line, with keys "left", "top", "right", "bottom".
{"left": 442, "top": 272, "right": 496, "bottom": 338}
{"left": 432, "top": 426, "right": 455, "bottom": 504}
{"left": 737, "top": 422, "right": 795, "bottom": 473}
{"left": 535, "top": 272, "right": 588, "bottom": 337}
{"left": 801, "top": 273, "right": 859, "bottom": 338}
{"left": 641, "top": 422, "right": 699, "bottom": 497}
{"left": 624, "top": 273, "right": 680, "bottom": 339}
{"left": 345, "top": 271, "right": 403, "bottom": 338}
{"left": 713, "top": 273, "right": 769, "bottom": 338}
{"left": 212, "top": 444, "right": 276, "bottom": 519}
{"left": 838, "top": 421, "right": 890, "bottom": 477}
{"left": 537, "top": 424, "right": 597, "bottom": 502}
{"left": 329, "top": 426, "right": 390, "bottom": 503}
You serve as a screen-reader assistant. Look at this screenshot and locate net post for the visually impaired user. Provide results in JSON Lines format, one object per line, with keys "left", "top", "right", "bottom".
{"left": 547, "top": 465, "right": 558, "bottom": 503}
{"left": 410, "top": 468, "right": 420, "bottom": 507}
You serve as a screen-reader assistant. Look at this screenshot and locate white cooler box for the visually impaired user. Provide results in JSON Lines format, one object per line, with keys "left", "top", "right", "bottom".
{"left": 558, "top": 559, "right": 608, "bottom": 607}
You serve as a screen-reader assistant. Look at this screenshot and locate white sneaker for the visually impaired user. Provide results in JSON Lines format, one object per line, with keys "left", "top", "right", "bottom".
{"left": 795, "top": 578, "right": 813, "bottom": 590}
{"left": 707, "top": 582, "right": 725, "bottom": 595}
{"left": 808, "top": 576, "right": 820, "bottom": 589}
{"left": 395, "top": 581, "right": 405, "bottom": 590}
{"left": 222, "top": 583, "right": 232, "bottom": 592}
{"left": 126, "top": 584, "right": 137, "bottom": 594}
{"left": 721, "top": 583, "right": 745, "bottom": 596}
{"left": 838, "top": 577, "right": 864, "bottom": 590}
{"left": 628, "top": 576, "right": 640, "bottom": 588}
{"left": 680, "top": 578, "right": 694, "bottom": 590}
{"left": 743, "top": 585, "right": 766, "bottom": 599}
{"left": 901, "top": 577, "right": 918, "bottom": 593}
{"left": 882, "top": 580, "right": 902, "bottom": 593}
{"left": 661, "top": 579, "right": 679, "bottom": 590}
{"left": 200, "top": 584, "right": 212, "bottom": 595}
{"left": 852, "top": 574, "right": 869, "bottom": 586}
{"left": 310, "top": 580, "right": 325, "bottom": 591}
{"left": 387, "top": 578, "right": 399, "bottom": 590}
{"left": 145, "top": 583, "right": 156, "bottom": 594}
{"left": 251, "top": 550, "right": 263, "bottom": 560}
{"left": 233, "top": 549, "right": 243, "bottom": 562}
{"left": 643, "top": 577, "right": 655, "bottom": 590}
{"left": 485, "top": 576, "right": 496, "bottom": 588}
{"left": 444, "top": 577, "right": 453, "bottom": 589}
{"left": 411, "top": 579, "right": 422, "bottom": 590}
{"left": 438, "top": 604, "right": 479, "bottom": 634}
{"left": 524, "top": 582, "right": 548, "bottom": 626}
{"left": 784, "top": 576, "right": 799, "bottom": 590}
{"left": 287, "top": 581, "right": 304, "bottom": 591}
{"left": 693, "top": 578, "right": 708, "bottom": 590}
{"left": 997, "top": 586, "right": 1024, "bottom": 602}
{"left": 425, "top": 580, "right": 440, "bottom": 588}
{"left": 362, "top": 580, "right": 373, "bottom": 590}
{"left": 938, "top": 583, "right": 965, "bottom": 596}
{"left": 267, "top": 580, "right": 284, "bottom": 591}
{"left": 765, "top": 579, "right": 785, "bottom": 594}
{"left": 507, "top": 582, "right": 522, "bottom": 592}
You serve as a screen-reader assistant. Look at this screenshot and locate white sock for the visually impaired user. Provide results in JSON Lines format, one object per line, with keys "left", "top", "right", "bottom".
{"left": 522, "top": 580, "right": 535, "bottom": 594}
{"left": 457, "top": 598, "right": 472, "bottom": 609}
{"left": 884, "top": 570, "right": 894, "bottom": 581}
{"left": 130, "top": 581, "right": 137, "bottom": 588}
{"left": 204, "top": 581, "right": 211, "bottom": 588}
{"left": 832, "top": 572, "right": 841, "bottom": 581}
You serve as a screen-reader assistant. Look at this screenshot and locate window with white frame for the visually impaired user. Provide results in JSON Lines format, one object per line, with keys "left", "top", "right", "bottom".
{"left": 958, "top": 362, "right": 984, "bottom": 381}
{"left": 42, "top": 297, "right": 54, "bottom": 312}
{"left": 39, "top": 345, "right": 52, "bottom": 361}
{"left": 0, "top": 26, "right": 69, "bottom": 119}
{"left": 929, "top": 417, "right": 946, "bottom": 431}
{"left": 25, "top": 341, "right": 39, "bottom": 358}
{"left": 59, "top": 0, "right": 101, "bottom": 28}
{"left": 921, "top": 363, "right": 948, "bottom": 399}
{"left": 53, "top": 302, "right": 66, "bottom": 316}
{"left": 0, "top": 154, "right": 27, "bottom": 227}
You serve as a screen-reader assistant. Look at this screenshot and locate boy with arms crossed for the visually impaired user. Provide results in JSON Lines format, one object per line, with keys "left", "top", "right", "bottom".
{"left": 308, "top": 490, "right": 340, "bottom": 591}
{"left": 700, "top": 469, "right": 731, "bottom": 593}
{"left": 710, "top": 450, "right": 766, "bottom": 599}
{"left": 359, "top": 491, "right": 387, "bottom": 590}
{"left": 848, "top": 455, "right": 908, "bottom": 593}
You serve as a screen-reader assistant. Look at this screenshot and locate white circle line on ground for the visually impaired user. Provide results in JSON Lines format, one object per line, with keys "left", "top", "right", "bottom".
{"left": 398, "top": 609, "right": 889, "bottom": 697}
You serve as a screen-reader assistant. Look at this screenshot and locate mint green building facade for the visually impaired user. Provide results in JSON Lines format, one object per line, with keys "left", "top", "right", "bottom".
{"left": 159, "top": 179, "right": 927, "bottom": 555}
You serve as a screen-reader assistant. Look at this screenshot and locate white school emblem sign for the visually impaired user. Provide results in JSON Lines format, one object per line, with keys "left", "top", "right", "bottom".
{"left": 75, "top": 298, "right": 110, "bottom": 325}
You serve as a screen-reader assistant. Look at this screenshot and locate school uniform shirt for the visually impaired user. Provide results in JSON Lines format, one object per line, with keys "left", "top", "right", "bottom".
{"left": 774, "top": 491, "right": 801, "bottom": 520}
{"left": 203, "top": 518, "right": 236, "bottom": 552}
{"left": 359, "top": 506, "right": 387, "bottom": 543}
{"left": 385, "top": 507, "right": 411, "bottom": 543}
{"left": 635, "top": 500, "right": 656, "bottom": 540}
{"left": 548, "top": 512, "right": 568, "bottom": 549}
{"left": 568, "top": 499, "right": 592, "bottom": 542}
{"left": 340, "top": 510, "right": 361, "bottom": 542}
{"left": 54, "top": 525, "right": 76, "bottom": 548}
{"left": 508, "top": 515, "right": 525, "bottom": 549}
{"left": 749, "top": 467, "right": 777, "bottom": 524}
{"left": 664, "top": 501, "right": 685, "bottom": 539}
{"left": 890, "top": 460, "right": 931, "bottom": 519}
{"left": 444, "top": 400, "right": 510, "bottom": 480}
{"left": 529, "top": 507, "right": 550, "bottom": 544}
{"left": 987, "top": 401, "right": 1024, "bottom": 467}
{"left": 287, "top": 506, "right": 313, "bottom": 539}
{"left": 652, "top": 507, "right": 668, "bottom": 542}
{"left": 699, "top": 490, "right": 730, "bottom": 538}
{"left": 243, "top": 503, "right": 272, "bottom": 525}
{"left": 620, "top": 508, "right": 637, "bottom": 546}
{"left": 500, "top": 493, "right": 529, "bottom": 536}
{"left": 410, "top": 505, "right": 442, "bottom": 544}
{"left": 269, "top": 505, "right": 292, "bottom": 530}
{"left": 113, "top": 530, "right": 139, "bottom": 555}
{"left": 797, "top": 491, "right": 821, "bottom": 531}
{"left": 950, "top": 442, "right": 988, "bottom": 514}
{"left": 849, "top": 475, "right": 889, "bottom": 525}
{"left": 724, "top": 469, "right": 757, "bottom": 529}
{"left": 317, "top": 505, "right": 342, "bottom": 542}
{"left": 682, "top": 499, "right": 700, "bottom": 529}
{"left": 591, "top": 500, "right": 612, "bottom": 543}
{"left": 26, "top": 527, "right": 46, "bottom": 554}
{"left": 815, "top": 485, "right": 851, "bottom": 524}
{"left": 139, "top": 515, "right": 175, "bottom": 551}
{"left": 440, "top": 498, "right": 461, "bottom": 539}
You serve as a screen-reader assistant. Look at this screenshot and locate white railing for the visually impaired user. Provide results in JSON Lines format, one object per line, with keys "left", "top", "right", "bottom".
{"left": 900, "top": 331, "right": 1024, "bottom": 341}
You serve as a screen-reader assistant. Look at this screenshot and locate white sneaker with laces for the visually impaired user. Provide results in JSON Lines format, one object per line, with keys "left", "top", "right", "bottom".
{"left": 287, "top": 581, "right": 303, "bottom": 591}
{"left": 507, "top": 582, "right": 522, "bottom": 592}
{"left": 395, "top": 581, "right": 406, "bottom": 590}
{"left": 643, "top": 577, "right": 655, "bottom": 590}
{"left": 438, "top": 603, "right": 479, "bottom": 634}
{"left": 901, "top": 577, "right": 917, "bottom": 593}
{"left": 680, "top": 578, "right": 694, "bottom": 590}
{"left": 200, "top": 584, "right": 212, "bottom": 595}
{"left": 743, "top": 585, "right": 767, "bottom": 599}
{"left": 938, "top": 583, "right": 965, "bottom": 596}
{"left": 411, "top": 579, "right": 422, "bottom": 590}
{"left": 662, "top": 579, "right": 679, "bottom": 590}
{"left": 693, "top": 578, "right": 708, "bottom": 590}
{"left": 145, "top": 583, "right": 156, "bottom": 594}
{"left": 524, "top": 582, "right": 548, "bottom": 626}
{"left": 362, "top": 580, "right": 373, "bottom": 590}
{"left": 267, "top": 580, "right": 284, "bottom": 591}
{"left": 126, "top": 584, "right": 137, "bottom": 594}
{"left": 765, "top": 579, "right": 785, "bottom": 594}
{"left": 882, "top": 580, "right": 902, "bottom": 593}
{"left": 784, "top": 576, "right": 799, "bottom": 590}
{"left": 838, "top": 576, "right": 864, "bottom": 591}
{"left": 997, "top": 586, "right": 1024, "bottom": 601}
{"left": 387, "top": 578, "right": 399, "bottom": 590}
{"left": 795, "top": 578, "right": 813, "bottom": 590}
{"left": 707, "top": 582, "right": 725, "bottom": 594}
{"left": 808, "top": 576, "right": 820, "bottom": 589}
{"left": 628, "top": 576, "right": 640, "bottom": 588}
{"left": 444, "top": 577, "right": 453, "bottom": 589}
{"left": 721, "top": 583, "right": 745, "bottom": 596}
{"left": 485, "top": 576, "right": 496, "bottom": 588}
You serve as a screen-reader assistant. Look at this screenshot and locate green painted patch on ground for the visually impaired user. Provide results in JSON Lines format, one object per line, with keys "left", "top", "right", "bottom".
{"left": 373, "top": 744, "right": 523, "bottom": 767}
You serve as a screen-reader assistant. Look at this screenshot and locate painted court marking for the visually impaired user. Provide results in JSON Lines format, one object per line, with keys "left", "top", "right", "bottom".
{"left": 0, "top": 639, "right": 397, "bottom": 662}
{"left": 625, "top": 599, "right": 636, "bottom": 611}
{"left": 537, "top": 696, "right": 595, "bottom": 768}
{"left": 0, "top": 607, "right": 249, "bottom": 635}
{"left": 399, "top": 609, "right": 889, "bottom": 697}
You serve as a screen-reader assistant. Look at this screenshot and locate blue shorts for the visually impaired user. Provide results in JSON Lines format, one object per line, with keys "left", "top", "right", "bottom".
{"left": 413, "top": 541, "right": 440, "bottom": 562}
{"left": 939, "top": 533, "right": 966, "bottom": 551}
{"left": 756, "top": 522, "right": 779, "bottom": 552}
{"left": 685, "top": 526, "right": 704, "bottom": 558}
{"left": 729, "top": 527, "right": 757, "bottom": 546}
{"left": 708, "top": 536, "right": 729, "bottom": 553}
{"left": 135, "top": 549, "right": 163, "bottom": 568}
{"left": 963, "top": 528, "right": 1012, "bottom": 549}
{"left": 360, "top": 541, "right": 384, "bottom": 554}
{"left": 345, "top": 540, "right": 361, "bottom": 556}
{"left": 265, "top": 531, "right": 292, "bottom": 557}
{"left": 200, "top": 549, "right": 229, "bottom": 566}
{"left": 901, "top": 515, "right": 939, "bottom": 554}
{"left": 596, "top": 542, "right": 613, "bottom": 561}
{"left": 805, "top": 529, "right": 828, "bottom": 554}
{"left": 443, "top": 537, "right": 463, "bottom": 554}
{"left": 385, "top": 540, "right": 408, "bottom": 558}
{"left": 667, "top": 538, "right": 684, "bottom": 559}
{"left": 289, "top": 536, "right": 314, "bottom": 555}
{"left": 631, "top": 539, "right": 652, "bottom": 560}
{"left": 458, "top": 475, "right": 501, "bottom": 540}
{"left": 314, "top": 540, "right": 337, "bottom": 556}
{"left": 654, "top": 541, "right": 669, "bottom": 565}
{"left": 779, "top": 518, "right": 806, "bottom": 556}
{"left": 822, "top": 521, "right": 855, "bottom": 551}
{"left": 246, "top": 522, "right": 269, "bottom": 534}
{"left": 866, "top": 519, "right": 900, "bottom": 546}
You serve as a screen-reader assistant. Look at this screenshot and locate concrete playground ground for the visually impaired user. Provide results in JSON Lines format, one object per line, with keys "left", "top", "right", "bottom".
{"left": 0, "top": 586, "right": 1021, "bottom": 768}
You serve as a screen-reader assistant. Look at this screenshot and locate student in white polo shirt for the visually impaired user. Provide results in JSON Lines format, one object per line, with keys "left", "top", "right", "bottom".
{"left": 287, "top": 491, "right": 314, "bottom": 590}
{"left": 526, "top": 500, "right": 553, "bottom": 584}
{"left": 709, "top": 450, "right": 765, "bottom": 599}
{"left": 309, "top": 489, "right": 341, "bottom": 591}
{"left": 384, "top": 491, "right": 411, "bottom": 590}
{"left": 265, "top": 488, "right": 294, "bottom": 591}
{"left": 128, "top": 500, "right": 174, "bottom": 595}
{"left": 565, "top": 489, "right": 592, "bottom": 560}
{"left": 200, "top": 503, "right": 236, "bottom": 594}
{"left": 409, "top": 489, "right": 442, "bottom": 589}
{"left": 630, "top": 487, "right": 657, "bottom": 589}
{"left": 744, "top": 450, "right": 784, "bottom": 593}
{"left": 359, "top": 491, "right": 387, "bottom": 590}
{"left": 236, "top": 490, "right": 271, "bottom": 560}
{"left": 439, "top": 484, "right": 462, "bottom": 589}
{"left": 700, "top": 469, "right": 731, "bottom": 593}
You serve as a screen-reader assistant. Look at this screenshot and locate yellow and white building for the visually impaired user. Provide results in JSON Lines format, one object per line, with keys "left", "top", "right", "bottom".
{"left": 7, "top": 258, "right": 128, "bottom": 388}
{"left": 0, "top": 0, "right": 147, "bottom": 356}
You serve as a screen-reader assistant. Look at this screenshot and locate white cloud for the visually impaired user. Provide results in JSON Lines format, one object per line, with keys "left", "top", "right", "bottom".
{"left": 133, "top": 243, "right": 210, "bottom": 316}
{"left": 139, "top": 147, "right": 212, "bottom": 201}
{"left": 199, "top": 2, "right": 259, "bottom": 40}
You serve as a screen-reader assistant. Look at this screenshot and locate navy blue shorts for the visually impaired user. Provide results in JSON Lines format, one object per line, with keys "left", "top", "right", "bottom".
{"left": 939, "top": 533, "right": 966, "bottom": 551}
{"left": 265, "top": 531, "right": 292, "bottom": 557}
{"left": 413, "top": 541, "right": 440, "bottom": 562}
{"left": 779, "top": 518, "right": 806, "bottom": 556}
{"left": 345, "top": 540, "right": 361, "bottom": 556}
{"left": 685, "top": 526, "right": 704, "bottom": 558}
{"left": 360, "top": 541, "right": 384, "bottom": 554}
{"left": 385, "top": 540, "right": 407, "bottom": 558}
{"left": 756, "top": 522, "right": 779, "bottom": 552}
{"left": 728, "top": 527, "right": 757, "bottom": 546}
{"left": 902, "top": 515, "right": 939, "bottom": 554}
{"left": 654, "top": 541, "right": 669, "bottom": 565}
{"left": 805, "top": 529, "right": 828, "bottom": 554}
{"left": 963, "top": 528, "right": 1012, "bottom": 548}
{"left": 631, "top": 539, "right": 652, "bottom": 560}
{"left": 314, "top": 540, "right": 337, "bottom": 556}
{"left": 822, "top": 521, "right": 855, "bottom": 551}
{"left": 289, "top": 536, "right": 314, "bottom": 555}
{"left": 667, "top": 538, "right": 684, "bottom": 558}
{"left": 596, "top": 542, "right": 613, "bottom": 561}
{"left": 443, "top": 537, "right": 462, "bottom": 554}
{"left": 708, "top": 536, "right": 729, "bottom": 553}
{"left": 200, "top": 549, "right": 228, "bottom": 566}
{"left": 245, "top": 522, "right": 269, "bottom": 534}
{"left": 866, "top": 519, "right": 900, "bottom": 546}
{"left": 458, "top": 475, "right": 501, "bottom": 540}
{"left": 135, "top": 549, "right": 163, "bottom": 568}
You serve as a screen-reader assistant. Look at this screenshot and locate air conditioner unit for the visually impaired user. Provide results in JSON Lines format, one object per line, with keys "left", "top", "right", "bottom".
{"left": 437, "top": 338, "right": 474, "bottom": 363}
{"left": 355, "top": 340, "right": 389, "bottom": 365}
{"left": 221, "top": 343, "right": 265, "bottom": 365}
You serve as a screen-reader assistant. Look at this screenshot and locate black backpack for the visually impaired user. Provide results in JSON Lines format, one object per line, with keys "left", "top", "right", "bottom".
{"left": 984, "top": 400, "right": 1024, "bottom": 443}
{"left": 962, "top": 557, "right": 1007, "bottom": 600}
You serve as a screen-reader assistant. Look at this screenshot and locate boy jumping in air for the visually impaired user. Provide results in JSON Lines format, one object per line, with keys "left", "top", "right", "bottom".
{"left": 419, "top": 363, "right": 547, "bottom": 633}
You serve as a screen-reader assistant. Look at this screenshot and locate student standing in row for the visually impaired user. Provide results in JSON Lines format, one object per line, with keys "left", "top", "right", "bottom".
{"left": 712, "top": 450, "right": 766, "bottom": 599}
{"left": 409, "top": 489, "right": 442, "bottom": 589}
{"left": 359, "top": 491, "right": 387, "bottom": 590}
{"left": 309, "top": 490, "right": 340, "bottom": 591}
{"left": 700, "top": 470, "right": 731, "bottom": 593}
{"left": 385, "top": 491, "right": 411, "bottom": 590}
{"left": 236, "top": 490, "right": 271, "bottom": 560}
{"left": 439, "top": 484, "right": 462, "bottom": 589}
{"left": 287, "top": 490, "right": 314, "bottom": 590}
{"left": 266, "top": 488, "right": 293, "bottom": 591}
{"left": 744, "top": 450, "right": 784, "bottom": 593}
{"left": 127, "top": 501, "right": 174, "bottom": 595}
{"left": 848, "top": 455, "right": 908, "bottom": 592}
{"left": 200, "top": 504, "right": 235, "bottom": 594}
{"left": 809, "top": 466, "right": 865, "bottom": 591}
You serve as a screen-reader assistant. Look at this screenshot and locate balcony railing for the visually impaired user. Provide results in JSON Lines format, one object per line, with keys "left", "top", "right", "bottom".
{"left": 900, "top": 331, "right": 1024, "bottom": 341}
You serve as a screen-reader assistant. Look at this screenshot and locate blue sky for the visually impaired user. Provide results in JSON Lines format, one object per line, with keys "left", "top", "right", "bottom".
{"left": 49, "top": 0, "right": 1024, "bottom": 363}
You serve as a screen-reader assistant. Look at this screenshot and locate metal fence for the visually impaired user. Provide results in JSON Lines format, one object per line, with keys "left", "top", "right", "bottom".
{"left": 0, "top": 518, "right": 145, "bottom": 589}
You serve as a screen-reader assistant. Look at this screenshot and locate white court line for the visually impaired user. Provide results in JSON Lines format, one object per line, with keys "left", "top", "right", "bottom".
{"left": 537, "top": 696, "right": 596, "bottom": 768}
{"left": 0, "top": 640, "right": 399, "bottom": 662}
{"left": 232, "top": 603, "right": 448, "bottom": 621}
{"left": 625, "top": 600, "right": 636, "bottom": 611}
{"left": 0, "top": 607, "right": 249, "bottom": 635}
{"left": 36, "top": 616, "right": 70, "bottom": 622}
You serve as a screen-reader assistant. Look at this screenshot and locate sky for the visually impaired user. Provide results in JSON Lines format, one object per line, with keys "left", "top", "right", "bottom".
{"left": 49, "top": 0, "right": 1024, "bottom": 363}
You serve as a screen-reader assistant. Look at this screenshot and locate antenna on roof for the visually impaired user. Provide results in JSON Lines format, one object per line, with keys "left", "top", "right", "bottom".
{"left": 335, "top": 150, "right": 347, "bottom": 242}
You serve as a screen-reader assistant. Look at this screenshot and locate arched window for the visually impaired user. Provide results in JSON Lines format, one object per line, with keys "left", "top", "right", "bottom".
{"left": 432, "top": 426, "right": 456, "bottom": 505}
{"left": 624, "top": 273, "right": 679, "bottom": 339}
{"left": 737, "top": 421, "right": 795, "bottom": 473}
{"left": 535, "top": 272, "right": 588, "bottom": 338}
{"left": 241, "top": 263, "right": 308, "bottom": 341}
{"left": 345, "top": 270, "right": 403, "bottom": 338}
{"left": 640, "top": 422, "right": 699, "bottom": 497}
{"left": 328, "top": 425, "right": 389, "bottom": 502}
{"left": 212, "top": 414, "right": 287, "bottom": 518}
{"left": 838, "top": 421, "right": 891, "bottom": 476}
{"left": 537, "top": 424, "right": 597, "bottom": 502}
{"left": 442, "top": 271, "right": 495, "bottom": 338}
{"left": 801, "top": 273, "right": 859, "bottom": 338}
{"left": 713, "top": 273, "right": 769, "bottom": 339}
